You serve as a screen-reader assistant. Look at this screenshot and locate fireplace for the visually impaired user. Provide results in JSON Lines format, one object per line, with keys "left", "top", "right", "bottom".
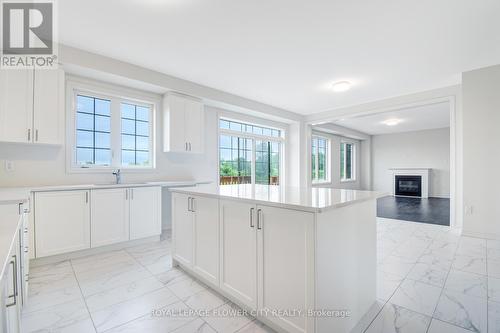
{"left": 395, "top": 175, "right": 422, "bottom": 197}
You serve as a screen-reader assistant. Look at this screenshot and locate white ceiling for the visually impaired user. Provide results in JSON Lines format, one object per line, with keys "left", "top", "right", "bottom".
{"left": 59, "top": 0, "right": 500, "bottom": 115}
{"left": 333, "top": 102, "right": 450, "bottom": 135}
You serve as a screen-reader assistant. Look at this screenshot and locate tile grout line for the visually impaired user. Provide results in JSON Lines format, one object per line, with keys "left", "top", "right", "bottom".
{"left": 426, "top": 234, "right": 460, "bottom": 333}
{"left": 364, "top": 222, "right": 425, "bottom": 332}
{"left": 69, "top": 259, "right": 99, "bottom": 333}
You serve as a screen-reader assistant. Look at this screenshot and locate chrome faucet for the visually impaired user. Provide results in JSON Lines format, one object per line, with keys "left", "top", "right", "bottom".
{"left": 112, "top": 169, "right": 122, "bottom": 184}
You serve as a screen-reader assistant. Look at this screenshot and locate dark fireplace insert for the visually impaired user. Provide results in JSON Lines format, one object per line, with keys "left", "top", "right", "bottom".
{"left": 395, "top": 175, "right": 422, "bottom": 197}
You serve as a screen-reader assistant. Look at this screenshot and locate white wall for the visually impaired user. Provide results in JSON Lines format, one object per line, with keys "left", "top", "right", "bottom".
{"left": 371, "top": 128, "right": 450, "bottom": 197}
{"left": 462, "top": 64, "right": 500, "bottom": 239}
{"left": 311, "top": 131, "right": 362, "bottom": 190}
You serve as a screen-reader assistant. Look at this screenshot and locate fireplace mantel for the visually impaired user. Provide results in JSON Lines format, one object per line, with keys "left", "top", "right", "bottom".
{"left": 389, "top": 168, "right": 431, "bottom": 198}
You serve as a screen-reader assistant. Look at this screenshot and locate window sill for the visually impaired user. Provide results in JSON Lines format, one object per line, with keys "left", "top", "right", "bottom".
{"left": 312, "top": 181, "right": 332, "bottom": 187}
{"left": 340, "top": 179, "right": 357, "bottom": 183}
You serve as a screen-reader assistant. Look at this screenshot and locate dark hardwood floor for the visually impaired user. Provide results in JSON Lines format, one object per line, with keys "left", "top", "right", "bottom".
{"left": 377, "top": 195, "right": 450, "bottom": 226}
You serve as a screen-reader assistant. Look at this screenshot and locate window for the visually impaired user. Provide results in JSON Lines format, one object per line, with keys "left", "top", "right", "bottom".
{"left": 76, "top": 95, "right": 112, "bottom": 166}
{"left": 341, "top": 142, "right": 355, "bottom": 181}
{"left": 121, "top": 103, "right": 151, "bottom": 166}
{"left": 311, "top": 136, "right": 329, "bottom": 183}
{"left": 219, "top": 118, "right": 283, "bottom": 186}
{"left": 71, "top": 86, "right": 155, "bottom": 170}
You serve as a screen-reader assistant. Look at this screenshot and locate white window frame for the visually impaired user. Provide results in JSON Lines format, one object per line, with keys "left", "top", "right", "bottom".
{"left": 311, "top": 134, "right": 331, "bottom": 184}
{"left": 66, "top": 77, "right": 159, "bottom": 173}
{"left": 217, "top": 113, "right": 286, "bottom": 187}
{"left": 340, "top": 140, "right": 356, "bottom": 182}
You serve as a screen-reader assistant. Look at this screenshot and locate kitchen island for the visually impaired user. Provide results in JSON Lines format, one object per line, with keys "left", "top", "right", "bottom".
{"left": 170, "top": 184, "right": 383, "bottom": 333}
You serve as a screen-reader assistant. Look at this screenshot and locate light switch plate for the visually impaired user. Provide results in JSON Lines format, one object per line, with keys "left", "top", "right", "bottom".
{"left": 4, "top": 160, "right": 14, "bottom": 172}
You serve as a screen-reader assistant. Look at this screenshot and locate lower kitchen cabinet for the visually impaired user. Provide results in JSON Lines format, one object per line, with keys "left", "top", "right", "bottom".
{"left": 219, "top": 200, "right": 258, "bottom": 310}
{"left": 91, "top": 188, "right": 130, "bottom": 247}
{"left": 257, "top": 206, "right": 315, "bottom": 333}
{"left": 172, "top": 194, "right": 219, "bottom": 286}
{"left": 0, "top": 203, "right": 29, "bottom": 333}
{"left": 4, "top": 234, "right": 21, "bottom": 333}
{"left": 35, "top": 190, "right": 91, "bottom": 257}
{"left": 172, "top": 195, "right": 316, "bottom": 333}
{"left": 129, "top": 187, "right": 162, "bottom": 240}
{"left": 192, "top": 195, "right": 219, "bottom": 286}
{"left": 34, "top": 186, "right": 162, "bottom": 259}
{"left": 172, "top": 193, "right": 194, "bottom": 267}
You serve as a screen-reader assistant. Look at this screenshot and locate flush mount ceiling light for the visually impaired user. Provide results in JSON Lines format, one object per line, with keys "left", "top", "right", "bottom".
{"left": 381, "top": 118, "right": 403, "bottom": 126}
{"left": 331, "top": 81, "right": 352, "bottom": 92}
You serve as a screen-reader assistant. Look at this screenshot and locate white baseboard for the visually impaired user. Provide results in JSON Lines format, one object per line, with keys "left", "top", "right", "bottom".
{"left": 430, "top": 194, "right": 451, "bottom": 199}
{"left": 461, "top": 229, "right": 500, "bottom": 241}
{"left": 30, "top": 235, "right": 161, "bottom": 267}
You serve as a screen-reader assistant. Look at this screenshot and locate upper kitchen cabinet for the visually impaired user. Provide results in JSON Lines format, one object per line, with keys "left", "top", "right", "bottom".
{"left": 33, "top": 69, "right": 65, "bottom": 145}
{"left": 163, "top": 93, "right": 204, "bottom": 153}
{"left": 0, "top": 68, "right": 64, "bottom": 145}
{"left": 0, "top": 69, "right": 33, "bottom": 143}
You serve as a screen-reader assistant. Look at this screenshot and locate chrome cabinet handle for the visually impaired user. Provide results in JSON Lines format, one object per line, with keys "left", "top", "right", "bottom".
{"left": 27, "top": 129, "right": 31, "bottom": 142}
{"left": 131, "top": 189, "right": 134, "bottom": 200}
{"left": 257, "top": 209, "right": 262, "bottom": 230}
{"left": 189, "top": 143, "right": 192, "bottom": 151}
{"left": 35, "top": 129, "right": 39, "bottom": 141}
{"left": 250, "top": 208, "right": 255, "bottom": 228}
{"left": 187, "top": 197, "right": 191, "bottom": 212}
{"left": 125, "top": 189, "right": 128, "bottom": 200}
{"left": 185, "top": 142, "right": 188, "bottom": 151}
{"left": 85, "top": 192, "right": 89, "bottom": 204}
{"left": 191, "top": 198, "right": 195, "bottom": 212}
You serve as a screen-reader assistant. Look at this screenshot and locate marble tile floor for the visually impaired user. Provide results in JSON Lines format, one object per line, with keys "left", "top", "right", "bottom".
{"left": 21, "top": 219, "right": 500, "bottom": 333}
{"left": 368, "top": 218, "right": 499, "bottom": 333}
{"left": 21, "top": 234, "right": 274, "bottom": 333}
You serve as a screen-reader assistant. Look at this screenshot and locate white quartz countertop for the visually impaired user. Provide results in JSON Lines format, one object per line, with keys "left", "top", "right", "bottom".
{"left": 170, "top": 184, "right": 384, "bottom": 213}
{"left": 0, "top": 180, "right": 210, "bottom": 203}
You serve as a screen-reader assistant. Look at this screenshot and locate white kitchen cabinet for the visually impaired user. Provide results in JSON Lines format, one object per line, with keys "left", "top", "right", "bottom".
{"left": 35, "top": 190, "right": 91, "bottom": 257}
{"left": 91, "top": 188, "right": 130, "bottom": 247}
{"left": 33, "top": 69, "right": 64, "bottom": 145}
{"left": 1, "top": 230, "right": 21, "bottom": 333}
{"left": 257, "top": 206, "right": 315, "bottom": 333}
{"left": 0, "top": 68, "right": 64, "bottom": 145}
{"left": 219, "top": 200, "right": 258, "bottom": 310}
{"left": 129, "top": 187, "right": 162, "bottom": 240}
{"left": 163, "top": 93, "right": 204, "bottom": 153}
{"left": 0, "top": 69, "right": 33, "bottom": 143}
{"left": 184, "top": 98, "right": 204, "bottom": 153}
{"left": 172, "top": 193, "right": 194, "bottom": 267}
{"left": 192, "top": 196, "right": 219, "bottom": 286}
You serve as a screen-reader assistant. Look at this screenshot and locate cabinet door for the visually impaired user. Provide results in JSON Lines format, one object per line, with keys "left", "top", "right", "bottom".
{"left": 129, "top": 187, "right": 162, "bottom": 240}
{"left": 33, "top": 69, "right": 64, "bottom": 145}
{"left": 219, "top": 200, "right": 257, "bottom": 310}
{"left": 0, "top": 69, "right": 33, "bottom": 143}
{"left": 35, "top": 191, "right": 91, "bottom": 257}
{"left": 163, "top": 94, "right": 187, "bottom": 152}
{"left": 172, "top": 193, "right": 193, "bottom": 267}
{"left": 91, "top": 188, "right": 130, "bottom": 247}
{"left": 4, "top": 235, "right": 20, "bottom": 333}
{"left": 185, "top": 99, "right": 204, "bottom": 153}
{"left": 192, "top": 196, "right": 219, "bottom": 286}
{"left": 257, "top": 206, "right": 315, "bottom": 333}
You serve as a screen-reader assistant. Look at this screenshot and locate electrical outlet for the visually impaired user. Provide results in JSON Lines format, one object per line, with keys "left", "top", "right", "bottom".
{"left": 4, "top": 160, "right": 14, "bottom": 172}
